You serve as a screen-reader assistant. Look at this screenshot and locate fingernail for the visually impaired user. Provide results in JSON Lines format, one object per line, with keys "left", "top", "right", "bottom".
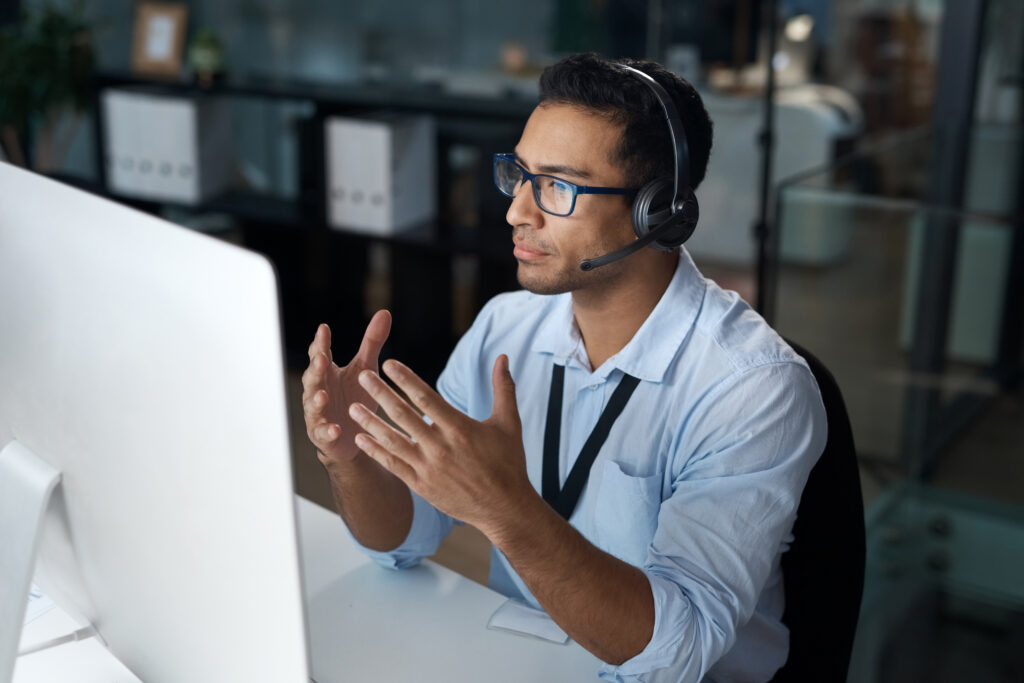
{"left": 358, "top": 370, "right": 375, "bottom": 387}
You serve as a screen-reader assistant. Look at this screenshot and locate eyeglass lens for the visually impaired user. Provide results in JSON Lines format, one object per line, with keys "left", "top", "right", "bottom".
{"left": 495, "top": 158, "right": 575, "bottom": 216}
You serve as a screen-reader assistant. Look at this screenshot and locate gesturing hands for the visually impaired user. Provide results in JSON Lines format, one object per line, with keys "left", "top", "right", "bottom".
{"left": 307, "top": 323, "right": 655, "bottom": 665}
{"left": 347, "top": 354, "right": 534, "bottom": 532}
{"left": 302, "top": 311, "right": 534, "bottom": 534}
{"left": 302, "top": 310, "right": 392, "bottom": 467}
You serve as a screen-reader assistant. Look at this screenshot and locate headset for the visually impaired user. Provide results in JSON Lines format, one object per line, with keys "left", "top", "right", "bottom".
{"left": 579, "top": 64, "right": 701, "bottom": 272}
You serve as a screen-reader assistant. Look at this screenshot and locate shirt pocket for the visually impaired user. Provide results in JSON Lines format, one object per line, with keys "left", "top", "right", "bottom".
{"left": 594, "top": 459, "right": 662, "bottom": 568}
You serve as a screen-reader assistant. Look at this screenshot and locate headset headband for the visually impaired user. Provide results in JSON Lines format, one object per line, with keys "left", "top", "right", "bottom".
{"left": 617, "top": 64, "right": 691, "bottom": 213}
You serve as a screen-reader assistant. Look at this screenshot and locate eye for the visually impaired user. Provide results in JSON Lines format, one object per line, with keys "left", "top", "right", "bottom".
{"left": 551, "top": 178, "right": 573, "bottom": 199}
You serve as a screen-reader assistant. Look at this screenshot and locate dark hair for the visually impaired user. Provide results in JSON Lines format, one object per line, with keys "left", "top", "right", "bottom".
{"left": 538, "top": 52, "right": 713, "bottom": 191}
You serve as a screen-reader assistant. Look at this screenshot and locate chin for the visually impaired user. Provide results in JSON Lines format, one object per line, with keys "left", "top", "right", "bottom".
{"left": 519, "top": 279, "right": 574, "bottom": 296}
{"left": 516, "top": 259, "right": 621, "bottom": 295}
{"left": 516, "top": 262, "right": 575, "bottom": 295}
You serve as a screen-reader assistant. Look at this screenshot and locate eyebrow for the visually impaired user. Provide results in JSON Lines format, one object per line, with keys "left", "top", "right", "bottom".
{"left": 513, "top": 151, "right": 594, "bottom": 181}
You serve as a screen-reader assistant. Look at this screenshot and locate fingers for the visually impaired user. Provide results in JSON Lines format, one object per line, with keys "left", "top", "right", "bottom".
{"left": 489, "top": 355, "right": 520, "bottom": 429}
{"left": 311, "top": 421, "right": 341, "bottom": 445}
{"left": 308, "top": 323, "right": 333, "bottom": 364}
{"left": 302, "top": 386, "right": 340, "bottom": 447}
{"left": 348, "top": 402, "right": 418, "bottom": 457}
{"left": 380, "top": 359, "right": 459, "bottom": 429}
{"left": 301, "top": 351, "right": 328, "bottom": 397}
{"left": 354, "top": 432, "right": 418, "bottom": 486}
{"left": 302, "top": 386, "right": 328, "bottom": 423}
{"left": 355, "top": 368, "right": 434, "bottom": 443}
{"left": 354, "top": 310, "right": 392, "bottom": 368}
{"left": 304, "top": 311, "right": 390, "bottom": 393}
{"left": 302, "top": 324, "right": 333, "bottom": 399}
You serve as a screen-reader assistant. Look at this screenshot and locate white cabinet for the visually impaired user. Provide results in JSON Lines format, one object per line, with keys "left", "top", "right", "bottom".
{"left": 102, "top": 89, "right": 233, "bottom": 205}
{"left": 325, "top": 113, "right": 436, "bottom": 236}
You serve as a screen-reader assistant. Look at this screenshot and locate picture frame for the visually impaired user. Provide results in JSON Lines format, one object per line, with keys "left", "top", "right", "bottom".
{"left": 131, "top": 2, "right": 188, "bottom": 78}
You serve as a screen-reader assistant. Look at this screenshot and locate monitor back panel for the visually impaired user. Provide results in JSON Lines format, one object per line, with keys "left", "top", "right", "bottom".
{"left": 0, "top": 164, "right": 310, "bottom": 682}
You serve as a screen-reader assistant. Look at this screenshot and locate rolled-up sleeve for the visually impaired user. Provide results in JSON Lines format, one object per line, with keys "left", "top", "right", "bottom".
{"left": 349, "top": 491, "right": 456, "bottom": 570}
{"left": 600, "top": 361, "right": 827, "bottom": 682}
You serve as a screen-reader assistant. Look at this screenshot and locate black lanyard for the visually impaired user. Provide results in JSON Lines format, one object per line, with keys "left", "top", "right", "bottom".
{"left": 541, "top": 364, "right": 641, "bottom": 520}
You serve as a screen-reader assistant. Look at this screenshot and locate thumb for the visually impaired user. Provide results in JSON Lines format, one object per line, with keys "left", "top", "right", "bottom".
{"left": 354, "top": 309, "right": 392, "bottom": 367}
{"left": 490, "top": 355, "right": 520, "bottom": 429}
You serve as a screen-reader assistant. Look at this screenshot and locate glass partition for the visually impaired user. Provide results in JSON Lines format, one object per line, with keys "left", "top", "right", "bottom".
{"left": 772, "top": 122, "right": 1020, "bottom": 472}
{"left": 771, "top": 127, "right": 1024, "bottom": 681}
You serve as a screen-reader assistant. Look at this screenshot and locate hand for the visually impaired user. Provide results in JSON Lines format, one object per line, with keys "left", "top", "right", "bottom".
{"left": 302, "top": 310, "right": 391, "bottom": 467}
{"left": 347, "top": 355, "right": 534, "bottom": 531}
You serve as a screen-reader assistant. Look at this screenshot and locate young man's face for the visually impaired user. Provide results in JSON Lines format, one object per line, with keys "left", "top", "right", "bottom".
{"left": 506, "top": 103, "right": 636, "bottom": 295}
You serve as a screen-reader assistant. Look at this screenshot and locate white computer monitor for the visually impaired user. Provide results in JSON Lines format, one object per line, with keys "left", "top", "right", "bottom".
{"left": 0, "top": 162, "right": 310, "bottom": 682}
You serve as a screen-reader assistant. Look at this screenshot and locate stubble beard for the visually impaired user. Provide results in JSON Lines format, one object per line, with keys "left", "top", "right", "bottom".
{"left": 515, "top": 255, "right": 627, "bottom": 296}
{"left": 512, "top": 224, "right": 634, "bottom": 295}
{"left": 516, "top": 263, "right": 580, "bottom": 295}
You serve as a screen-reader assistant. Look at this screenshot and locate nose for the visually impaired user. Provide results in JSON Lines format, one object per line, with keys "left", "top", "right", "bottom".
{"left": 505, "top": 179, "right": 543, "bottom": 229}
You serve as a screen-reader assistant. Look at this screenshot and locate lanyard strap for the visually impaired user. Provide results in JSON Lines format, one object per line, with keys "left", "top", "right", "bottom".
{"left": 542, "top": 364, "right": 641, "bottom": 520}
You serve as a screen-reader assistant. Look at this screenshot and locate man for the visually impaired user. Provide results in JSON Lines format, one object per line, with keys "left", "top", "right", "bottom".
{"left": 303, "top": 53, "right": 826, "bottom": 682}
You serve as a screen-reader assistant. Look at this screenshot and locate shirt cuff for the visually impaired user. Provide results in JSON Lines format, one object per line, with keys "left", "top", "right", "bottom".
{"left": 598, "top": 572, "right": 706, "bottom": 683}
{"left": 349, "top": 490, "right": 456, "bottom": 570}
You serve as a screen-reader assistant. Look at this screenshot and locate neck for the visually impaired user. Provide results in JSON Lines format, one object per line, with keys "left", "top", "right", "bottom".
{"left": 572, "top": 250, "right": 679, "bottom": 371}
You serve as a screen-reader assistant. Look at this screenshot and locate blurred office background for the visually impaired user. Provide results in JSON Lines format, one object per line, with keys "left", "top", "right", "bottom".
{"left": 1, "top": 1, "right": 1021, "bottom": 680}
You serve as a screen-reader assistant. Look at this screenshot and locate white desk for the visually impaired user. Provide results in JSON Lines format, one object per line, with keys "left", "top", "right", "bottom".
{"left": 16, "top": 496, "right": 602, "bottom": 682}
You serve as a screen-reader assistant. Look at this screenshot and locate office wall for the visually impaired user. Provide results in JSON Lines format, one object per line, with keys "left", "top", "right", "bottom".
{"left": 29, "top": 0, "right": 555, "bottom": 74}
{"left": 22, "top": 0, "right": 571, "bottom": 187}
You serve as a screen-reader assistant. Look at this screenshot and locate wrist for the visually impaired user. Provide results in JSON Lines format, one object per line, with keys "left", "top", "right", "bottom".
{"left": 318, "top": 446, "right": 372, "bottom": 477}
{"left": 478, "top": 485, "right": 554, "bottom": 549}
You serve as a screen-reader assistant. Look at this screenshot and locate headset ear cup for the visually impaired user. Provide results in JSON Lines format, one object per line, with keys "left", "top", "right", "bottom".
{"left": 672, "top": 191, "right": 699, "bottom": 248}
{"left": 631, "top": 178, "right": 666, "bottom": 238}
{"left": 631, "top": 177, "right": 699, "bottom": 251}
{"left": 626, "top": 176, "right": 675, "bottom": 240}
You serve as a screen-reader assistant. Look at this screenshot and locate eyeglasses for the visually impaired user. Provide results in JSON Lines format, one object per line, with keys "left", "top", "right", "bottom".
{"left": 493, "top": 153, "right": 636, "bottom": 217}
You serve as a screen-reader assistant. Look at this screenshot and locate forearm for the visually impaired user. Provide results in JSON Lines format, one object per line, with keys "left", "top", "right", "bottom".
{"left": 322, "top": 451, "right": 413, "bottom": 551}
{"left": 343, "top": 356, "right": 653, "bottom": 662}
{"left": 481, "top": 494, "right": 655, "bottom": 665}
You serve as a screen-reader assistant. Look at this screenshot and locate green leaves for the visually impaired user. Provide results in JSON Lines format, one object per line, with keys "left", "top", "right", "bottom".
{"left": 0, "top": 1, "right": 94, "bottom": 132}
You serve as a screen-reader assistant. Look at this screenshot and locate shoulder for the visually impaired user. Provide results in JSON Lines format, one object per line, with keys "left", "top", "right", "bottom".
{"left": 437, "top": 288, "right": 563, "bottom": 409}
{"left": 689, "top": 278, "right": 807, "bottom": 377}
{"left": 664, "top": 282, "right": 826, "bottom": 473}
{"left": 656, "top": 275, "right": 818, "bottom": 425}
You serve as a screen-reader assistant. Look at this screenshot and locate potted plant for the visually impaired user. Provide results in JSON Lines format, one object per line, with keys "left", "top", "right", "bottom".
{"left": 0, "top": 1, "right": 94, "bottom": 171}
{"left": 188, "top": 28, "right": 226, "bottom": 88}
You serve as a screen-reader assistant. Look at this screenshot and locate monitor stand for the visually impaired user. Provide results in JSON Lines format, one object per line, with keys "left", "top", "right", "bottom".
{"left": 0, "top": 441, "right": 61, "bottom": 683}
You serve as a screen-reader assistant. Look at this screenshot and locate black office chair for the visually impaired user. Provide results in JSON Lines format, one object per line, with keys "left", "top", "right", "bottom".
{"left": 770, "top": 341, "right": 866, "bottom": 682}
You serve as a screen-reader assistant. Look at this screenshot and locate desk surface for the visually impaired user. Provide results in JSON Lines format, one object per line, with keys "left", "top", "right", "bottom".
{"left": 16, "top": 496, "right": 602, "bottom": 682}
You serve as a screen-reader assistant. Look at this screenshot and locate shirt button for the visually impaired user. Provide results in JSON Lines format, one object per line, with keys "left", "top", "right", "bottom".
{"left": 589, "top": 384, "right": 599, "bottom": 391}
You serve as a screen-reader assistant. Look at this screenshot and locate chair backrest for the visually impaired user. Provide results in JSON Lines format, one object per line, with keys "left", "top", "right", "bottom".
{"left": 771, "top": 340, "right": 866, "bottom": 682}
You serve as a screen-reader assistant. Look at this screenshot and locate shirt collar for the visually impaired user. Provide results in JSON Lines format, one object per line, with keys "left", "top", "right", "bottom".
{"left": 531, "top": 290, "right": 584, "bottom": 365}
{"left": 531, "top": 248, "right": 707, "bottom": 383}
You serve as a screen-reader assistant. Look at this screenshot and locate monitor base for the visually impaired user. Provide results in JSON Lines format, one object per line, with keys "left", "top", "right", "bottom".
{"left": 0, "top": 442, "right": 61, "bottom": 683}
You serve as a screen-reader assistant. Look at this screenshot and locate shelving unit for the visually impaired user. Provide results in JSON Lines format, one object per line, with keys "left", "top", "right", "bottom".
{"left": 88, "top": 70, "right": 538, "bottom": 380}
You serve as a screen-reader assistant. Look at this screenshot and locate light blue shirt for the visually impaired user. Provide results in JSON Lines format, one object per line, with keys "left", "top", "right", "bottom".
{"left": 358, "top": 249, "right": 826, "bottom": 682}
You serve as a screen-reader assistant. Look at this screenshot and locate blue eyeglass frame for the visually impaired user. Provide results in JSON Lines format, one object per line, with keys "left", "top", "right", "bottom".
{"left": 493, "top": 153, "right": 636, "bottom": 217}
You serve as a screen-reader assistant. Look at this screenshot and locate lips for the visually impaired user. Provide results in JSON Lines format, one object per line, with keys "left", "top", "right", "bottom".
{"left": 513, "top": 241, "right": 549, "bottom": 260}
{"left": 511, "top": 228, "right": 554, "bottom": 261}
